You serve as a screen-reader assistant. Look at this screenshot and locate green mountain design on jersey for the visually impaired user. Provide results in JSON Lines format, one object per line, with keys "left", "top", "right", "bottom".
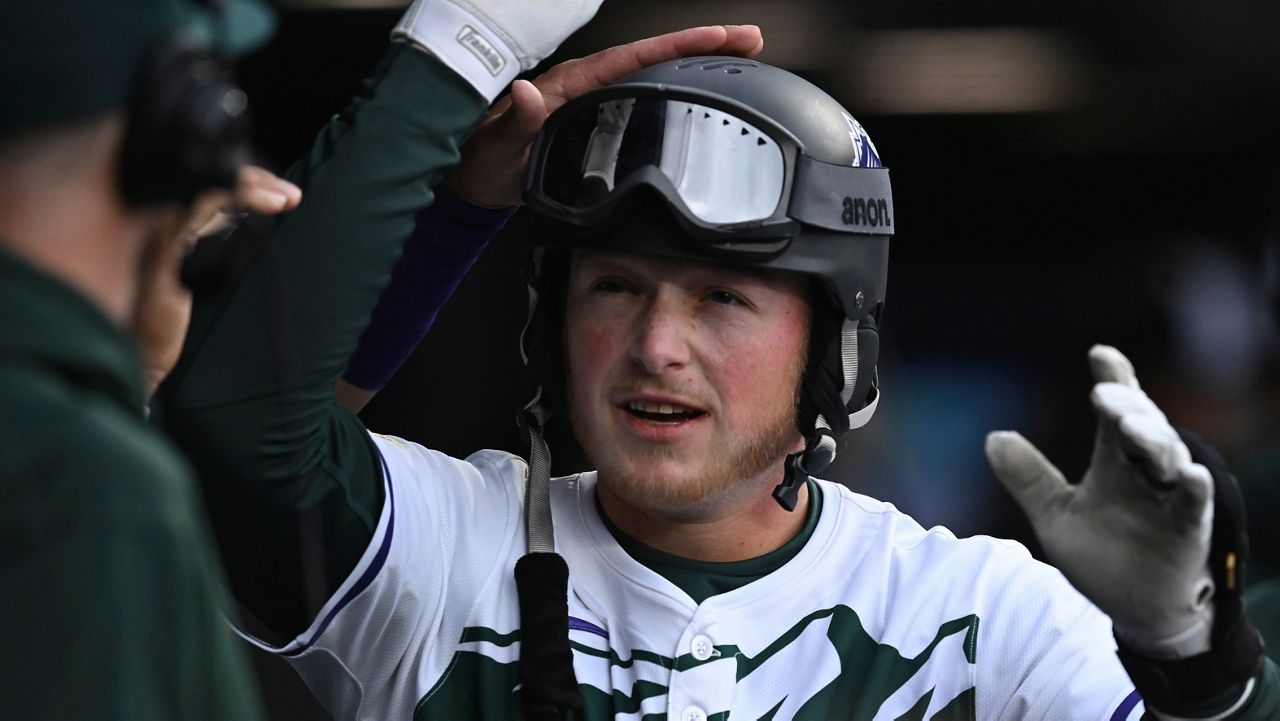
{"left": 415, "top": 605, "right": 979, "bottom": 720}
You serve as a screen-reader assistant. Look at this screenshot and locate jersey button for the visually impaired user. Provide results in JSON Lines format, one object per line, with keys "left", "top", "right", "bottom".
{"left": 681, "top": 705, "right": 708, "bottom": 721}
{"left": 690, "top": 634, "right": 715, "bottom": 661}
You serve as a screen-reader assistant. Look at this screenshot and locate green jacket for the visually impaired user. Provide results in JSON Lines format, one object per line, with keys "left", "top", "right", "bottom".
{"left": 0, "top": 248, "right": 264, "bottom": 720}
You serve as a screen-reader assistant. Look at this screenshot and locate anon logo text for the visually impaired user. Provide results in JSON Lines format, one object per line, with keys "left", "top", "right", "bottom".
{"left": 842, "top": 197, "right": 892, "bottom": 228}
{"left": 456, "top": 25, "right": 505, "bottom": 76}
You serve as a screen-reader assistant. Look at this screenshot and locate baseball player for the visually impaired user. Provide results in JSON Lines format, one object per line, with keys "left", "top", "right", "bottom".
{"left": 154, "top": 3, "right": 1277, "bottom": 720}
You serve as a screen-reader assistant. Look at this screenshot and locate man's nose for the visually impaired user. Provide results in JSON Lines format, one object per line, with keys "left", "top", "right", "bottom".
{"left": 629, "top": 300, "right": 691, "bottom": 375}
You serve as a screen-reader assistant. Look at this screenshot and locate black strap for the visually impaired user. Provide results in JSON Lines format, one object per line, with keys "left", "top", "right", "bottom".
{"left": 1116, "top": 615, "right": 1263, "bottom": 716}
{"left": 789, "top": 157, "right": 893, "bottom": 235}
{"left": 772, "top": 452, "right": 808, "bottom": 512}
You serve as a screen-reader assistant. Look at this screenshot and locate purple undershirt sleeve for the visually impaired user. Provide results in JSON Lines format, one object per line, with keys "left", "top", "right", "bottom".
{"left": 342, "top": 184, "right": 516, "bottom": 391}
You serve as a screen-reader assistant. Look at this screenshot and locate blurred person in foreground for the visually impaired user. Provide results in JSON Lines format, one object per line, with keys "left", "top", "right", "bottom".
{"left": 0, "top": 1, "right": 301, "bottom": 717}
{"left": 153, "top": 3, "right": 1277, "bottom": 720}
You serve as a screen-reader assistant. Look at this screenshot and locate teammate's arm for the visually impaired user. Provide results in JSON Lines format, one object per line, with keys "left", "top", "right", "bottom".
{"left": 154, "top": 0, "right": 605, "bottom": 639}
{"left": 335, "top": 25, "right": 767, "bottom": 415}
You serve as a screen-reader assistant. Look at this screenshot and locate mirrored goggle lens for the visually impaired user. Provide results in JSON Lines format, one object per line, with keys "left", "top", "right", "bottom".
{"left": 540, "top": 98, "right": 787, "bottom": 225}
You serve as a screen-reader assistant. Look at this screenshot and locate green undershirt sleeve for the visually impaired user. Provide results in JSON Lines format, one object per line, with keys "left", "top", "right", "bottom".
{"left": 154, "top": 43, "right": 489, "bottom": 640}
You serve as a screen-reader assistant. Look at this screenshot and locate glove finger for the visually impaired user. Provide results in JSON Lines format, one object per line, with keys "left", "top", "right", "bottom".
{"left": 1088, "top": 344, "right": 1140, "bottom": 389}
{"left": 1168, "top": 461, "right": 1214, "bottom": 611}
{"left": 1090, "top": 381, "right": 1167, "bottom": 474}
{"left": 1090, "top": 382, "right": 1167, "bottom": 425}
{"left": 1115, "top": 416, "right": 1213, "bottom": 566}
{"left": 1176, "top": 461, "right": 1214, "bottom": 517}
{"left": 985, "top": 431, "right": 1072, "bottom": 523}
{"left": 1117, "top": 413, "right": 1192, "bottom": 485}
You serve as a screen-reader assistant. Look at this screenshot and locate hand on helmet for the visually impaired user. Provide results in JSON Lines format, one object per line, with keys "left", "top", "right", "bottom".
{"left": 446, "top": 25, "right": 764, "bottom": 209}
{"left": 985, "top": 345, "right": 1215, "bottom": 658}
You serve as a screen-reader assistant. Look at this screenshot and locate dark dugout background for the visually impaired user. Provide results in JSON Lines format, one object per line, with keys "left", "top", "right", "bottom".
{"left": 234, "top": 2, "right": 1280, "bottom": 717}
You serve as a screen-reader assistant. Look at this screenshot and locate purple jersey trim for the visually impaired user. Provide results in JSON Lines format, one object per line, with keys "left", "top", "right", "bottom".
{"left": 282, "top": 449, "right": 396, "bottom": 657}
{"left": 568, "top": 616, "right": 608, "bottom": 640}
{"left": 1110, "top": 689, "right": 1142, "bottom": 721}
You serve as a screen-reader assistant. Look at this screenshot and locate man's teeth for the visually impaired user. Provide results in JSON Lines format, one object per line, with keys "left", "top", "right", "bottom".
{"left": 628, "top": 401, "right": 692, "bottom": 415}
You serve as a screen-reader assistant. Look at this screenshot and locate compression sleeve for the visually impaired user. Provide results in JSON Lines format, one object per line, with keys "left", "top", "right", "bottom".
{"left": 343, "top": 184, "right": 514, "bottom": 391}
{"left": 153, "top": 43, "right": 490, "bottom": 640}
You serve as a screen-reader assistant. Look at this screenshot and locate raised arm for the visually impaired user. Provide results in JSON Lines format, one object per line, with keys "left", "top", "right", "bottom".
{"left": 155, "top": 20, "right": 766, "bottom": 641}
{"left": 153, "top": 1, "right": 606, "bottom": 638}
{"left": 336, "top": 24, "right": 767, "bottom": 414}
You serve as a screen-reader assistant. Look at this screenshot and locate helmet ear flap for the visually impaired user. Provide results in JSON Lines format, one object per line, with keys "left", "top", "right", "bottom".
{"left": 522, "top": 247, "right": 571, "bottom": 414}
{"left": 794, "top": 304, "right": 880, "bottom": 475}
{"left": 798, "top": 293, "right": 885, "bottom": 437}
{"left": 796, "top": 296, "right": 846, "bottom": 442}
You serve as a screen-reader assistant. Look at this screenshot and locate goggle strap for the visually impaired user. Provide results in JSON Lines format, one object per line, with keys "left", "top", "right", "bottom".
{"left": 790, "top": 157, "right": 894, "bottom": 236}
{"left": 773, "top": 452, "right": 808, "bottom": 512}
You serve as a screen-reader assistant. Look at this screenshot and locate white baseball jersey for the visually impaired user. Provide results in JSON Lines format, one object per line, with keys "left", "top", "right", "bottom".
{"left": 242, "top": 433, "right": 1146, "bottom": 720}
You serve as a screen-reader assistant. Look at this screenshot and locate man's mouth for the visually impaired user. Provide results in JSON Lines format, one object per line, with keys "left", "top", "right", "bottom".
{"left": 624, "top": 400, "right": 706, "bottom": 424}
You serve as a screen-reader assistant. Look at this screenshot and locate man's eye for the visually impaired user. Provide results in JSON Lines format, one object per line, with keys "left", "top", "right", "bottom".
{"left": 591, "top": 277, "right": 631, "bottom": 293}
{"left": 707, "top": 290, "right": 745, "bottom": 306}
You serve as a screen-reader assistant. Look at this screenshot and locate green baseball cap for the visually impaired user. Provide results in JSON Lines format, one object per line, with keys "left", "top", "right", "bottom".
{"left": 0, "top": 0, "right": 275, "bottom": 128}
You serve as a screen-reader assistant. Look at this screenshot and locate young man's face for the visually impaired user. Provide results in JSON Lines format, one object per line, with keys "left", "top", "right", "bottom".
{"left": 565, "top": 250, "right": 810, "bottom": 515}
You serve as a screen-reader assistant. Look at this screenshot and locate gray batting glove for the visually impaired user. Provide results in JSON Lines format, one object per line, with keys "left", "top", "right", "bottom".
{"left": 393, "top": 0, "right": 605, "bottom": 102}
{"left": 985, "top": 345, "right": 1215, "bottom": 659}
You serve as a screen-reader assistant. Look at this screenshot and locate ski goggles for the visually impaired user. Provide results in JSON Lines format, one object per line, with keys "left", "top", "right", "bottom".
{"left": 524, "top": 87, "right": 894, "bottom": 253}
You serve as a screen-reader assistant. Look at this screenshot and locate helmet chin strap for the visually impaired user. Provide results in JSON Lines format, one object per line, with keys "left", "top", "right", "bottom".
{"left": 773, "top": 413, "right": 836, "bottom": 512}
{"left": 772, "top": 387, "right": 880, "bottom": 512}
{"left": 773, "top": 452, "right": 810, "bottom": 512}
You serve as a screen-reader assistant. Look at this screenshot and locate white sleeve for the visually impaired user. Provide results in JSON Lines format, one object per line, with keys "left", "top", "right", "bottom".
{"left": 239, "top": 434, "right": 526, "bottom": 721}
{"left": 978, "top": 542, "right": 1146, "bottom": 721}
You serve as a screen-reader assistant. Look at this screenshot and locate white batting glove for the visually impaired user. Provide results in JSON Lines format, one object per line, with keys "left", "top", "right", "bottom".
{"left": 985, "top": 345, "right": 1215, "bottom": 659}
{"left": 392, "top": 0, "right": 605, "bottom": 102}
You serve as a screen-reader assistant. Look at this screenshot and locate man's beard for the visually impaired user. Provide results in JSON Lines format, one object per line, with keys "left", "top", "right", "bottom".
{"left": 569, "top": 373, "right": 806, "bottom": 519}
